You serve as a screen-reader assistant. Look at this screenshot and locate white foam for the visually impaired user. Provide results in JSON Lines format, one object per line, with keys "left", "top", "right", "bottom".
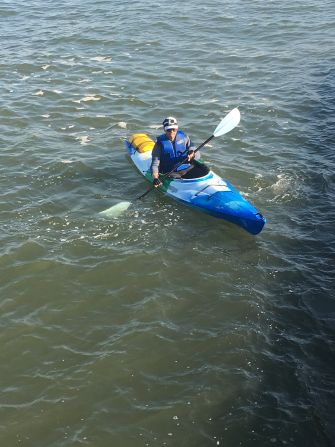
{"left": 149, "top": 124, "right": 161, "bottom": 129}
{"left": 81, "top": 95, "right": 101, "bottom": 102}
{"left": 73, "top": 94, "right": 101, "bottom": 104}
{"left": 76, "top": 136, "right": 90, "bottom": 145}
{"left": 272, "top": 174, "right": 290, "bottom": 193}
{"left": 61, "top": 160, "right": 74, "bottom": 164}
{"left": 91, "top": 56, "right": 112, "bottom": 62}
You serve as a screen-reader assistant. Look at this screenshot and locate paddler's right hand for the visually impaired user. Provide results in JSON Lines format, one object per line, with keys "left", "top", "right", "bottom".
{"left": 153, "top": 178, "right": 162, "bottom": 188}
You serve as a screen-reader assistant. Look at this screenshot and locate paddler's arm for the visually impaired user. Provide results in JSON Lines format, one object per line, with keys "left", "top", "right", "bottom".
{"left": 186, "top": 136, "right": 200, "bottom": 162}
{"left": 151, "top": 142, "right": 162, "bottom": 187}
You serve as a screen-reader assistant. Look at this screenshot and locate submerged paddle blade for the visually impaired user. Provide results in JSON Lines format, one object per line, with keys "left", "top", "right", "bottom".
{"left": 99, "top": 201, "right": 132, "bottom": 218}
{"left": 213, "top": 108, "right": 240, "bottom": 137}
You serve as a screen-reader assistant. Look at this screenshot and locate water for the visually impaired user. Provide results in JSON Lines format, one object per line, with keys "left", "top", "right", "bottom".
{"left": 1, "top": 0, "right": 335, "bottom": 446}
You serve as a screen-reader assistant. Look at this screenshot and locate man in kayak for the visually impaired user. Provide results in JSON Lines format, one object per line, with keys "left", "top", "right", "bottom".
{"left": 151, "top": 116, "right": 201, "bottom": 187}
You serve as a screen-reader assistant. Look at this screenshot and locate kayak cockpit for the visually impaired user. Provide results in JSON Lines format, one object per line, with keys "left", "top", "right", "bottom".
{"left": 178, "top": 160, "right": 210, "bottom": 179}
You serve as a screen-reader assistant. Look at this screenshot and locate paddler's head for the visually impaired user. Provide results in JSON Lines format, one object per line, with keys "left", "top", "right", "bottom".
{"left": 163, "top": 116, "right": 178, "bottom": 141}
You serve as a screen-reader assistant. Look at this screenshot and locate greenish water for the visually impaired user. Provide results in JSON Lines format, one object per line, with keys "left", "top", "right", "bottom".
{"left": 1, "top": 1, "right": 335, "bottom": 446}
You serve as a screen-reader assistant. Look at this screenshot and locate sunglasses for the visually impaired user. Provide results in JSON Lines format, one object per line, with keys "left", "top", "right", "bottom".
{"left": 166, "top": 128, "right": 177, "bottom": 132}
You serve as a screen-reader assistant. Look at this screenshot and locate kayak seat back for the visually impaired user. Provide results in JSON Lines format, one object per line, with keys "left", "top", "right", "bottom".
{"left": 128, "top": 133, "right": 154, "bottom": 153}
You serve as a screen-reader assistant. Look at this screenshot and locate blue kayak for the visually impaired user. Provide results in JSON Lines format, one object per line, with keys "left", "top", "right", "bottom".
{"left": 125, "top": 133, "right": 266, "bottom": 235}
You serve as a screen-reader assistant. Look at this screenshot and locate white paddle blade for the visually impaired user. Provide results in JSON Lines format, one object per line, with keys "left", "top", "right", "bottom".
{"left": 99, "top": 201, "right": 131, "bottom": 218}
{"left": 213, "top": 108, "right": 240, "bottom": 137}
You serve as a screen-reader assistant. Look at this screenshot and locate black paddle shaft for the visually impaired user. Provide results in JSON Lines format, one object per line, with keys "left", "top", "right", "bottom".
{"left": 137, "top": 134, "right": 215, "bottom": 200}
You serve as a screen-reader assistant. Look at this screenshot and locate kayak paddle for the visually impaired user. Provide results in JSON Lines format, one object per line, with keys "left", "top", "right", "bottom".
{"left": 99, "top": 108, "right": 240, "bottom": 218}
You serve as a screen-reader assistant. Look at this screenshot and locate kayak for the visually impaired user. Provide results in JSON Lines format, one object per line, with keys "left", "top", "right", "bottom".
{"left": 125, "top": 133, "right": 266, "bottom": 235}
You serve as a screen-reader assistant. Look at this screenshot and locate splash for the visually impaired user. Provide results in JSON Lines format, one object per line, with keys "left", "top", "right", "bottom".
{"left": 270, "top": 173, "right": 301, "bottom": 202}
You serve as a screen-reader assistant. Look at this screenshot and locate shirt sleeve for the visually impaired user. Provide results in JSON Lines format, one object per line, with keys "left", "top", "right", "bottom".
{"left": 151, "top": 141, "right": 162, "bottom": 176}
{"left": 187, "top": 136, "right": 200, "bottom": 160}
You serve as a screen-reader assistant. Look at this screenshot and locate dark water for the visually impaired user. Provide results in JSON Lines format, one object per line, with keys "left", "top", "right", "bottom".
{"left": 1, "top": 1, "right": 335, "bottom": 446}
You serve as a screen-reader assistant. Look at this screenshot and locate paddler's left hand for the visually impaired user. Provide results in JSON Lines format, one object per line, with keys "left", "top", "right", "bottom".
{"left": 153, "top": 178, "right": 162, "bottom": 188}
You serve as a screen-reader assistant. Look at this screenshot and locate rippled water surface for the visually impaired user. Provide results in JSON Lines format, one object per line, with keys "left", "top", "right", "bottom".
{"left": 1, "top": 1, "right": 335, "bottom": 446}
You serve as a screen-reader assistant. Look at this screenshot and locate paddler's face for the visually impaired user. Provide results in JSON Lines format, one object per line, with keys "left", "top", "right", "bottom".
{"left": 165, "top": 128, "right": 178, "bottom": 141}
